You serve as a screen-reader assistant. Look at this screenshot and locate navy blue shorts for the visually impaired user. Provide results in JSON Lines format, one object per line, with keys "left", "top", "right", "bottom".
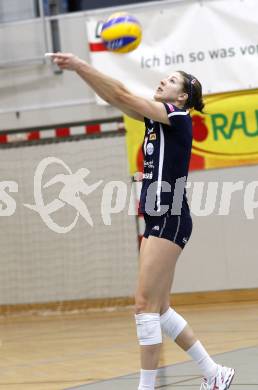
{"left": 143, "top": 209, "right": 193, "bottom": 249}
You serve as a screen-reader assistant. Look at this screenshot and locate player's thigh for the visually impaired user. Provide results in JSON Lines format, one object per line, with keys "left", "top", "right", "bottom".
{"left": 139, "top": 237, "right": 148, "bottom": 264}
{"left": 135, "top": 236, "right": 182, "bottom": 304}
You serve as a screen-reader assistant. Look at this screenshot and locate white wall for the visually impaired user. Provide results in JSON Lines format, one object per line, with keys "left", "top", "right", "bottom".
{"left": 0, "top": 0, "right": 195, "bottom": 131}
{"left": 0, "top": 0, "right": 36, "bottom": 23}
{"left": 174, "top": 164, "right": 258, "bottom": 293}
{"left": 0, "top": 11, "right": 122, "bottom": 130}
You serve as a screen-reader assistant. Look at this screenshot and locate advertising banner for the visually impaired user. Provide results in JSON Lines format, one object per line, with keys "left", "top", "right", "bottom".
{"left": 86, "top": 0, "right": 258, "bottom": 100}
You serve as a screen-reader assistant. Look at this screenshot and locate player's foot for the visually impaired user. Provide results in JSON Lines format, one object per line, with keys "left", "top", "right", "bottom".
{"left": 200, "top": 365, "right": 235, "bottom": 389}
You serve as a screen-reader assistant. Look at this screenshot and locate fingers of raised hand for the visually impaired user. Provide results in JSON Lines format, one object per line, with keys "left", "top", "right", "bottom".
{"left": 45, "top": 52, "right": 82, "bottom": 71}
{"left": 53, "top": 53, "right": 73, "bottom": 69}
{"left": 53, "top": 57, "right": 68, "bottom": 68}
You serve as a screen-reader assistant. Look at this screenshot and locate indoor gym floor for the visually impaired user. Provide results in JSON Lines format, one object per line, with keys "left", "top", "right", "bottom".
{"left": 0, "top": 301, "right": 257, "bottom": 390}
{"left": 67, "top": 346, "right": 258, "bottom": 389}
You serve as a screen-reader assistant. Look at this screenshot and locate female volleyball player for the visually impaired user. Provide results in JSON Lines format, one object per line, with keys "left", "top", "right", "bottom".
{"left": 52, "top": 52, "right": 235, "bottom": 390}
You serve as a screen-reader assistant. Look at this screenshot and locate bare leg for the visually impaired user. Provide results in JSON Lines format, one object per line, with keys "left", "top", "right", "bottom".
{"left": 135, "top": 236, "right": 182, "bottom": 369}
{"left": 175, "top": 325, "right": 197, "bottom": 350}
{"left": 160, "top": 305, "right": 197, "bottom": 351}
{"left": 159, "top": 276, "right": 218, "bottom": 381}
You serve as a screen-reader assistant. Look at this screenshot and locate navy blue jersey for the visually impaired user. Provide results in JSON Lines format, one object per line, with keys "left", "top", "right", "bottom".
{"left": 139, "top": 103, "right": 192, "bottom": 216}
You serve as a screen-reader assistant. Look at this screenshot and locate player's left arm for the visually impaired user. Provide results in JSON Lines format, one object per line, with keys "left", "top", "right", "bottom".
{"left": 51, "top": 52, "right": 170, "bottom": 125}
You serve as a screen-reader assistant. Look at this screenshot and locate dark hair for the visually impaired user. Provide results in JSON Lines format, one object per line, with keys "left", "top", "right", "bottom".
{"left": 177, "top": 70, "right": 205, "bottom": 113}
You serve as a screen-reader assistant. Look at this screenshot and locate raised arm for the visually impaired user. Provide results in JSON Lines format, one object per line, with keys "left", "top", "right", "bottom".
{"left": 51, "top": 53, "right": 170, "bottom": 125}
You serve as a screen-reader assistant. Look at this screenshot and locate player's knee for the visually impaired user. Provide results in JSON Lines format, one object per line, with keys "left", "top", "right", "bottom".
{"left": 134, "top": 296, "right": 161, "bottom": 315}
{"left": 160, "top": 307, "right": 187, "bottom": 340}
{"left": 134, "top": 294, "right": 146, "bottom": 313}
{"left": 160, "top": 302, "right": 170, "bottom": 315}
{"left": 134, "top": 312, "right": 162, "bottom": 345}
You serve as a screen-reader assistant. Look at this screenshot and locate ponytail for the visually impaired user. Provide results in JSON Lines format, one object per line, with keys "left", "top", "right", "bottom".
{"left": 177, "top": 70, "right": 205, "bottom": 113}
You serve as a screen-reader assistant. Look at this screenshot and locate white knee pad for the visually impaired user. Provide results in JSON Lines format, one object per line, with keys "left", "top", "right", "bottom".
{"left": 135, "top": 312, "right": 162, "bottom": 346}
{"left": 160, "top": 307, "right": 187, "bottom": 340}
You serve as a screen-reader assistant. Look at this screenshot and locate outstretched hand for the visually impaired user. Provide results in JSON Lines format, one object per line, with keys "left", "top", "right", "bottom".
{"left": 45, "top": 52, "right": 86, "bottom": 71}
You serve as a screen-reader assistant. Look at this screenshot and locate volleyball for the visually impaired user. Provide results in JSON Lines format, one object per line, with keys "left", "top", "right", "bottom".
{"left": 100, "top": 12, "right": 142, "bottom": 54}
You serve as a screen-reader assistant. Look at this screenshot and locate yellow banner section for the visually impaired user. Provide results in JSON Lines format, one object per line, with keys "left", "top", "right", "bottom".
{"left": 125, "top": 89, "right": 258, "bottom": 175}
{"left": 192, "top": 89, "right": 258, "bottom": 169}
{"left": 124, "top": 116, "right": 145, "bottom": 176}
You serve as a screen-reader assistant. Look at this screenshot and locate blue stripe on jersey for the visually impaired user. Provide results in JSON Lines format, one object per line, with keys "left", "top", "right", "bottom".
{"left": 156, "top": 124, "right": 165, "bottom": 212}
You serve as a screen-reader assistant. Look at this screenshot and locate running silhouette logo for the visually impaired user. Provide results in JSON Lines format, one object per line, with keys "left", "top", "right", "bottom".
{"left": 24, "top": 157, "right": 103, "bottom": 233}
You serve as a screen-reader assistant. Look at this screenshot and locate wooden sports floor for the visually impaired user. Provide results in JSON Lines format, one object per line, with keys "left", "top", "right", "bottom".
{"left": 0, "top": 300, "right": 257, "bottom": 390}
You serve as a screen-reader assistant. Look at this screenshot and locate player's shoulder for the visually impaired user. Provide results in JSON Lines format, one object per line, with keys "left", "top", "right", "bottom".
{"left": 163, "top": 102, "right": 189, "bottom": 117}
{"left": 164, "top": 103, "right": 191, "bottom": 131}
{"left": 144, "top": 103, "right": 191, "bottom": 129}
